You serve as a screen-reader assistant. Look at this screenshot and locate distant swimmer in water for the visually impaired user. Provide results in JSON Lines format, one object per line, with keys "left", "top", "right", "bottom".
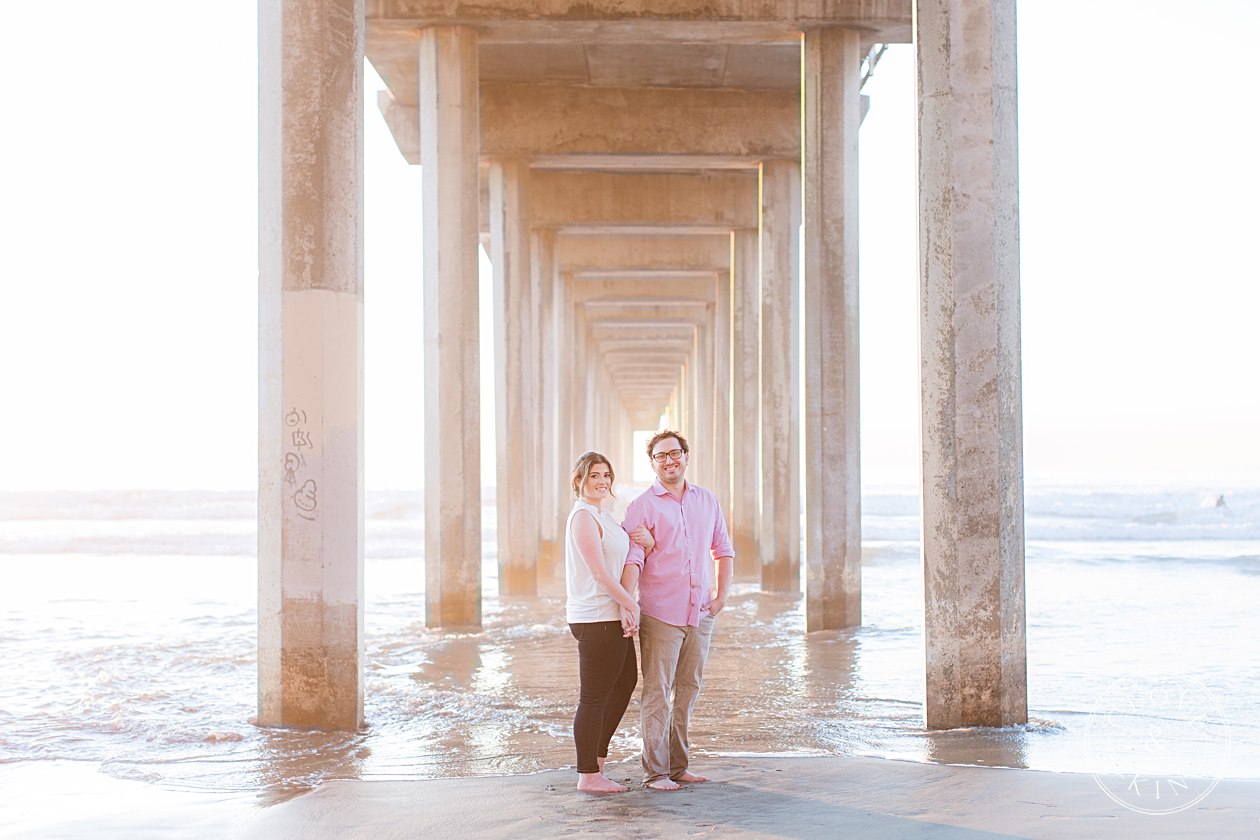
{"left": 1216, "top": 494, "right": 1227, "bottom": 508}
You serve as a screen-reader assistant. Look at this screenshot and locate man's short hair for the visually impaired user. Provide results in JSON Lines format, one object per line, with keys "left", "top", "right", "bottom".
{"left": 646, "top": 429, "right": 689, "bottom": 458}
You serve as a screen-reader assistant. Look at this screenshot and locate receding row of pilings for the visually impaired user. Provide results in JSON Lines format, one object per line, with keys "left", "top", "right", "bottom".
{"left": 256, "top": 0, "right": 1026, "bottom": 734}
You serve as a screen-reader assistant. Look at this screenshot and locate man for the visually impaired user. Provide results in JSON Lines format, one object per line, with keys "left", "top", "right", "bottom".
{"left": 620, "top": 429, "right": 734, "bottom": 790}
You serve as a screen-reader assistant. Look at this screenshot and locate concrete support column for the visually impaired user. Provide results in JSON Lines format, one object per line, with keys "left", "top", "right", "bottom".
{"left": 258, "top": 0, "right": 365, "bottom": 729}
{"left": 677, "top": 362, "right": 690, "bottom": 441}
{"left": 606, "top": 396, "right": 616, "bottom": 462}
{"left": 608, "top": 374, "right": 619, "bottom": 460}
{"left": 490, "top": 159, "right": 537, "bottom": 595}
{"left": 759, "top": 161, "right": 801, "bottom": 592}
{"left": 693, "top": 320, "right": 713, "bottom": 490}
{"left": 621, "top": 409, "right": 633, "bottom": 481}
{"left": 803, "top": 27, "right": 862, "bottom": 630}
{"left": 606, "top": 395, "right": 620, "bottom": 478}
{"left": 580, "top": 316, "right": 598, "bottom": 450}
{"left": 557, "top": 278, "right": 577, "bottom": 470}
{"left": 917, "top": 0, "right": 1027, "bottom": 728}
{"left": 534, "top": 230, "right": 562, "bottom": 576}
{"left": 614, "top": 395, "right": 629, "bottom": 471}
{"left": 571, "top": 306, "right": 590, "bottom": 452}
{"left": 730, "top": 230, "right": 760, "bottom": 579}
{"left": 712, "top": 275, "right": 732, "bottom": 516}
{"left": 593, "top": 378, "right": 605, "bottom": 452}
{"left": 420, "top": 26, "right": 481, "bottom": 627}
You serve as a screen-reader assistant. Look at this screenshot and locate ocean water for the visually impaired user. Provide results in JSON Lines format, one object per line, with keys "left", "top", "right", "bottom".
{"left": 0, "top": 484, "right": 1256, "bottom": 808}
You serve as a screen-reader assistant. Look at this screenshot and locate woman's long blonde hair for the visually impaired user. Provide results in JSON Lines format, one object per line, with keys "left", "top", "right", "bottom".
{"left": 571, "top": 451, "right": 616, "bottom": 499}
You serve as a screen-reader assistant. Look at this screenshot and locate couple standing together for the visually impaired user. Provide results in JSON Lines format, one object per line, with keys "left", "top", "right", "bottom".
{"left": 565, "top": 429, "right": 734, "bottom": 793}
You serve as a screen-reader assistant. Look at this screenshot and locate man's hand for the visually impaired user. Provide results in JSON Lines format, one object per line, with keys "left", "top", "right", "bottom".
{"left": 628, "top": 524, "right": 655, "bottom": 554}
{"left": 707, "top": 595, "right": 726, "bottom": 616}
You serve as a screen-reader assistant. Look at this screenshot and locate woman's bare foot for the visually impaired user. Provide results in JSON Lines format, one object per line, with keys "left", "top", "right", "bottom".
{"left": 577, "top": 772, "right": 628, "bottom": 793}
{"left": 596, "top": 756, "right": 607, "bottom": 776}
{"left": 646, "top": 778, "right": 682, "bottom": 791}
{"left": 673, "top": 771, "right": 708, "bottom": 783}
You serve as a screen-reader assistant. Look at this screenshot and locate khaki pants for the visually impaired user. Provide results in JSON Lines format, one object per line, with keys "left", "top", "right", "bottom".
{"left": 638, "top": 611, "right": 716, "bottom": 783}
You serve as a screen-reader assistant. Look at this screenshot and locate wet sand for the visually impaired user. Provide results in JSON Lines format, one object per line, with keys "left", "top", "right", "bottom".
{"left": 10, "top": 755, "right": 1258, "bottom": 839}
{"left": 242, "top": 756, "right": 1260, "bottom": 839}
{"left": 3, "top": 579, "right": 1251, "bottom": 839}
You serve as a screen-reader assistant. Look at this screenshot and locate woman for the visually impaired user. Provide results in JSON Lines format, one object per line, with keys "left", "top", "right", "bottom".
{"left": 565, "top": 451, "right": 651, "bottom": 793}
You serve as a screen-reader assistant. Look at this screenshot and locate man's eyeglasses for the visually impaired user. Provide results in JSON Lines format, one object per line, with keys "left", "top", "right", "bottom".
{"left": 651, "top": 449, "right": 686, "bottom": 464}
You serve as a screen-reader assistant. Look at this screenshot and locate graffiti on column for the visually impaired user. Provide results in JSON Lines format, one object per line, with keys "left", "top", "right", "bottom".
{"left": 283, "top": 452, "right": 302, "bottom": 485}
{"left": 284, "top": 407, "right": 318, "bottom": 520}
{"left": 294, "top": 479, "right": 318, "bottom": 520}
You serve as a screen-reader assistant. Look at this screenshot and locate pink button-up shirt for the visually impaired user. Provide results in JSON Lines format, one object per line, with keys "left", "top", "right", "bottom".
{"left": 623, "top": 479, "right": 735, "bottom": 627}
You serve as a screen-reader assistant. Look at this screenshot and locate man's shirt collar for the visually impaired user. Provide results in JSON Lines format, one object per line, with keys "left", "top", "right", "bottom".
{"left": 651, "top": 478, "right": 688, "bottom": 498}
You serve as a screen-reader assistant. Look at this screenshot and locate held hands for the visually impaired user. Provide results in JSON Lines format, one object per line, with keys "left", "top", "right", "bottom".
{"left": 628, "top": 525, "right": 655, "bottom": 555}
{"left": 620, "top": 603, "right": 641, "bottom": 637}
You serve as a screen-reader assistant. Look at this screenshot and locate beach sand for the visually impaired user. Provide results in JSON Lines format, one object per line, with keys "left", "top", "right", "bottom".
{"left": 10, "top": 755, "right": 1258, "bottom": 839}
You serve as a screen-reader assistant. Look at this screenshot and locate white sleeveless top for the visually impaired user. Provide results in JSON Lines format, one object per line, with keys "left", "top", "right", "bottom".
{"left": 565, "top": 499, "right": 631, "bottom": 623}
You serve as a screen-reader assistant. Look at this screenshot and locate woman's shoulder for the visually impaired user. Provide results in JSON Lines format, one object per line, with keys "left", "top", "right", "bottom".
{"left": 570, "top": 501, "right": 604, "bottom": 535}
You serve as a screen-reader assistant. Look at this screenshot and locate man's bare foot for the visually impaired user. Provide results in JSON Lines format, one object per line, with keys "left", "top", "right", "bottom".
{"left": 577, "top": 772, "right": 628, "bottom": 793}
{"left": 672, "top": 771, "right": 708, "bottom": 783}
{"left": 646, "top": 778, "right": 682, "bottom": 791}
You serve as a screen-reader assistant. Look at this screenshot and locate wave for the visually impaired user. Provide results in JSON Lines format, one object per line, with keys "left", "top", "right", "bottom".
{"left": 0, "top": 489, "right": 1256, "bottom": 557}
{"left": 0, "top": 490, "right": 430, "bottom": 522}
{"left": 864, "top": 486, "right": 1260, "bottom": 541}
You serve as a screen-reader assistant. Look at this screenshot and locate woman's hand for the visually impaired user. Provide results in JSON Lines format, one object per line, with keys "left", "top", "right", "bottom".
{"left": 628, "top": 525, "right": 655, "bottom": 555}
{"left": 620, "top": 603, "right": 640, "bottom": 637}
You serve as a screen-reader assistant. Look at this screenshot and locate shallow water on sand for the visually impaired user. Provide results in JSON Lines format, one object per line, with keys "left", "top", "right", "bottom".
{"left": 0, "top": 485, "right": 1256, "bottom": 811}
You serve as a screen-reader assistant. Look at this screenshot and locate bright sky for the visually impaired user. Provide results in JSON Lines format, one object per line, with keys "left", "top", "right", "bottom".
{"left": 1, "top": 1, "right": 1257, "bottom": 492}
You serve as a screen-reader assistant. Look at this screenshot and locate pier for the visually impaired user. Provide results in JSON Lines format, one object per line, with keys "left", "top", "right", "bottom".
{"left": 257, "top": 0, "right": 1026, "bottom": 733}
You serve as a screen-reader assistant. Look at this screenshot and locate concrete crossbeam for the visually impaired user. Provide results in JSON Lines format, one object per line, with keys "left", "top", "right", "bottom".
{"left": 583, "top": 298, "right": 711, "bottom": 308}
{"left": 583, "top": 303, "right": 709, "bottom": 322}
{"left": 557, "top": 234, "right": 731, "bottom": 273}
{"left": 484, "top": 84, "right": 798, "bottom": 161}
{"left": 595, "top": 338, "right": 693, "bottom": 351}
{"left": 366, "top": 1, "right": 913, "bottom": 41}
{"left": 602, "top": 354, "right": 689, "bottom": 365}
{"left": 567, "top": 278, "right": 717, "bottom": 304}
{"left": 531, "top": 171, "right": 758, "bottom": 230}
{"left": 377, "top": 85, "right": 797, "bottom": 165}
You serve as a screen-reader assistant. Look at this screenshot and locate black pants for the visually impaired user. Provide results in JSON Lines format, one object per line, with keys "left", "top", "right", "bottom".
{"left": 569, "top": 620, "right": 638, "bottom": 774}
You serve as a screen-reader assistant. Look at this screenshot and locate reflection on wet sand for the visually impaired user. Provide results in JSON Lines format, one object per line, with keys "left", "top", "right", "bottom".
{"left": 921, "top": 726, "right": 1031, "bottom": 770}
{"left": 358, "top": 585, "right": 932, "bottom": 778}
{"left": 252, "top": 727, "right": 368, "bottom": 804}
{"left": 230, "top": 583, "right": 1059, "bottom": 799}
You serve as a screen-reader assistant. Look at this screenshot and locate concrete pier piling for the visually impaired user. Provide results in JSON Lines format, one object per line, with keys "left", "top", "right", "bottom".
{"left": 258, "top": 0, "right": 366, "bottom": 729}
{"left": 916, "top": 0, "right": 1027, "bottom": 728}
